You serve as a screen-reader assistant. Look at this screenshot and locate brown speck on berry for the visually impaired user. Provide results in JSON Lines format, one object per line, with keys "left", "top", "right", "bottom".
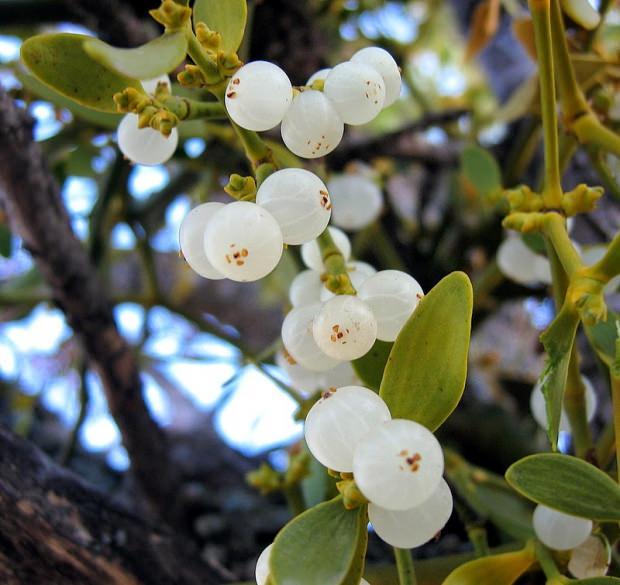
{"left": 227, "top": 91, "right": 237, "bottom": 98}
{"left": 232, "top": 78, "right": 240, "bottom": 85}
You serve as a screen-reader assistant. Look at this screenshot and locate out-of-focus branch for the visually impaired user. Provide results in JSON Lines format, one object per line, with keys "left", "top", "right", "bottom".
{"left": 0, "top": 423, "right": 224, "bottom": 585}
{"left": 0, "top": 88, "right": 176, "bottom": 519}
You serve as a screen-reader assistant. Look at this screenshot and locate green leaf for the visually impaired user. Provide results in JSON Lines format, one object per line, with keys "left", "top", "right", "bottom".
{"left": 584, "top": 310, "right": 619, "bottom": 367}
{"left": 0, "top": 224, "right": 12, "bottom": 258}
{"left": 380, "top": 271, "right": 473, "bottom": 430}
{"left": 193, "top": 0, "right": 247, "bottom": 53}
{"left": 460, "top": 145, "right": 502, "bottom": 201}
{"left": 539, "top": 305, "right": 580, "bottom": 449}
{"left": 270, "top": 497, "right": 368, "bottom": 585}
{"left": 522, "top": 233, "right": 547, "bottom": 255}
{"left": 21, "top": 33, "right": 143, "bottom": 112}
{"left": 84, "top": 32, "right": 187, "bottom": 80}
{"left": 445, "top": 451, "right": 534, "bottom": 541}
{"left": 352, "top": 340, "right": 392, "bottom": 391}
{"left": 441, "top": 547, "right": 536, "bottom": 585}
{"left": 505, "top": 453, "right": 620, "bottom": 522}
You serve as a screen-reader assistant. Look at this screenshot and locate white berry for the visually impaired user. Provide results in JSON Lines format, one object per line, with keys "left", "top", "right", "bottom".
{"left": 289, "top": 270, "right": 324, "bottom": 307}
{"left": 530, "top": 375, "right": 597, "bottom": 433}
{"left": 204, "top": 201, "right": 283, "bottom": 282}
{"left": 301, "top": 227, "right": 351, "bottom": 272}
{"left": 369, "top": 479, "right": 453, "bottom": 548}
{"left": 358, "top": 270, "right": 424, "bottom": 342}
{"left": 497, "top": 236, "right": 551, "bottom": 286}
{"left": 351, "top": 47, "right": 401, "bottom": 107}
{"left": 225, "top": 61, "right": 292, "bottom": 131}
{"left": 281, "top": 303, "right": 342, "bottom": 372}
{"left": 305, "top": 385, "right": 391, "bottom": 472}
{"left": 255, "top": 543, "right": 272, "bottom": 585}
{"left": 281, "top": 90, "right": 344, "bottom": 159}
{"left": 306, "top": 68, "right": 332, "bottom": 86}
{"left": 179, "top": 202, "right": 225, "bottom": 279}
{"left": 532, "top": 505, "right": 592, "bottom": 551}
{"left": 313, "top": 295, "right": 377, "bottom": 361}
{"left": 324, "top": 61, "right": 386, "bottom": 125}
{"left": 320, "top": 261, "right": 377, "bottom": 301}
{"left": 568, "top": 535, "right": 611, "bottom": 579}
{"left": 352, "top": 419, "right": 444, "bottom": 510}
{"left": 117, "top": 113, "right": 178, "bottom": 166}
{"left": 327, "top": 174, "right": 384, "bottom": 231}
{"left": 256, "top": 169, "right": 332, "bottom": 244}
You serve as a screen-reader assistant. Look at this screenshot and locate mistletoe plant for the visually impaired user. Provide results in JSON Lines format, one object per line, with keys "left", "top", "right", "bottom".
{"left": 18, "top": 0, "right": 620, "bottom": 583}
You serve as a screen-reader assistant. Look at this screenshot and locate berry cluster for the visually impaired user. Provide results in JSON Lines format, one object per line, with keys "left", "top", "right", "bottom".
{"left": 180, "top": 168, "right": 332, "bottom": 282}
{"left": 283, "top": 242, "right": 424, "bottom": 367}
{"left": 305, "top": 386, "right": 452, "bottom": 549}
{"left": 225, "top": 47, "right": 401, "bottom": 158}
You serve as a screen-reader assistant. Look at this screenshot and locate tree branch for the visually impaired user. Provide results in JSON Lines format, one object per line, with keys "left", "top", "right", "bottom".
{"left": 0, "top": 423, "right": 224, "bottom": 585}
{"left": 0, "top": 88, "right": 177, "bottom": 520}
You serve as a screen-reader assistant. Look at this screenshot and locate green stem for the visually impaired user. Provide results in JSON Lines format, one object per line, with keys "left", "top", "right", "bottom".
{"left": 467, "top": 526, "right": 490, "bottom": 557}
{"left": 590, "top": 230, "right": 620, "bottom": 282}
{"left": 564, "top": 345, "right": 594, "bottom": 458}
{"left": 284, "top": 484, "right": 306, "bottom": 516}
{"left": 394, "top": 548, "right": 417, "bottom": 585}
{"left": 529, "top": 0, "right": 563, "bottom": 207}
{"left": 185, "top": 26, "right": 220, "bottom": 84}
{"left": 317, "top": 229, "right": 356, "bottom": 294}
{"left": 611, "top": 372, "right": 620, "bottom": 482}
{"left": 543, "top": 213, "right": 582, "bottom": 278}
{"left": 161, "top": 96, "right": 227, "bottom": 121}
{"left": 534, "top": 541, "right": 562, "bottom": 580}
{"left": 595, "top": 420, "right": 616, "bottom": 469}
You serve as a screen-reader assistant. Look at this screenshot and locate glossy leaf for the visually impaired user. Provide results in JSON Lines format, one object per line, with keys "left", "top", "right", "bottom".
{"left": 380, "top": 272, "right": 473, "bottom": 430}
{"left": 445, "top": 451, "right": 534, "bottom": 541}
{"left": 460, "top": 145, "right": 502, "bottom": 201}
{"left": 193, "top": 0, "right": 247, "bottom": 53}
{"left": 352, "top": 339, "right": 393, "bottom": 391}
{"left": 21, "top": 33, "right": 143, "bottom": 112}
{"left": 505, "top": 454, "right": 620, "bottom": 522}
{"left": 441, "top": 547, "right": 536, "bottom": 585}
{"left": 84, "top": 32, "right": 187, "bottom": 80}
{"left": 539, "top": 305, "right": 580, "bottom": 449}
{"left": 270, "top": 496, "right": 368, "bottom": 585}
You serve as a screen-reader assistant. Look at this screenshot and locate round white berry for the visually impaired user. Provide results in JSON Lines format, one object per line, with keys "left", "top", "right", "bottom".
{"left": 323, "top": 61, "right": 386, "bottom": 125}
{"left": 530, "top": 375, "right": 597, "bottom": 433}
{"left": 179, "top": 202, "right": 225, "bottom": 280}
{"left": 256, "top": 169, "right": 332, "bottom": 244}
{"left": 358, "top": 270, "right": 424, "bottom": 342}
{"left": 281, "top": 303, "right": 342, "bottom": 372}
{"left": 532, "top": 505, "right": 592, "bottom": 551}
{"left": 280, "top": 90, "right": 344, "bottom": 159}
{"left": 255, "top": 543, "right": 272, "bottom": 585}
{"left": 275, "top": 350, "right": 319, "bottom": 396}
{"left": 497, "top": 236, "right": 551, "bottom": 286}
{"left": 305, "top": 385, "right": 391, "bottom": 472}
{"left": 224, "top": 61, "right": 292, "bottom": 132}
{"left": 204, "top": 201, "right": 283, "bottom": 282}
{"left": 306, "top": 68, "right": 332, "bottom": 86}
{"left": 301, "top": 227, "right": 352, "bottom": 272}
{"left": 568, "top": 535, "right": 611, "bottom": 579}
{"left": 351, "top": 47, "right": 401, "bottom": 107}
{"left": 320, "top": 261, "right": 377, "bottom": 302}
{"left": 117, "top": 113, "right": 178, "bottom": 166}
{"left": 318, "top": 361, "right": 359, "bottom": 390}
{"left": 289, "top": 269, "right": 324, "bottom": 307}
{"left": 327, "top": 174, "right": 384, "bottom": 231}
{"left": 352, "top": 419, "right": 444, "bottom": 511}
{"left": 369, "top": 478, "right": 453, "bottom": 548}
{"left": 140, "top": 74, "right": 170, "bottom": 95}
{"left": 313, "top": 295, "right": 377, "bottom": 361}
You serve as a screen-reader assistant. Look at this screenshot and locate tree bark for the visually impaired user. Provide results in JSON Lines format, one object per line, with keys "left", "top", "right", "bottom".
{"left": 0, "top": 88, "right": 177, "bottom": 520}
{"left": 0, "top": 424, "right": 224, "bottom": 585}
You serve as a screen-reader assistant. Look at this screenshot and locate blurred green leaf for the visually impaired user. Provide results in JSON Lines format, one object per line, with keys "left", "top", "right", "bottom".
{"left": 506, "top": 453, "right": 620, "bottom": 521}
{"left": 21, "top": 33, "right": 143, "bottom": 112}
{"left": 460, "top": 145, "right": 502, "bottom": 201}
{"left": 352, "top": 339, "right": 392, "bottom": 392}
{"left": 270, "top": 496, "right": 367, "bottom": 585}
{"left": 193, "top": 0, "right": 247, "bottom": 53}
{"left": 441, "top": 546, "right": 536, "bottom": 585}
{"left": 584, "top": 310, "right": 619, "bottom": 367}
{"left": 0, "top": 224, "right": 11, "bottom": 258}
{"left": 84, "top": 32, "right": 187, "bottom": 80}
{"left": 380, "top": 272, "right": 473, "bottom": 430}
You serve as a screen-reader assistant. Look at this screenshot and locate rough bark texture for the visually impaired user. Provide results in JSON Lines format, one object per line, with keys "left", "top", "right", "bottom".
{"left": 0, "top": 424, "right": 224, "bottom": 585}
{"left": 0, "top": 88, "right": 176, "bottom": 519}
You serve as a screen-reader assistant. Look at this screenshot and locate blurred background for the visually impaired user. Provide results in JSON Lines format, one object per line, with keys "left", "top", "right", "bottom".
{"left": 0, "top": 0, "right": 618, "bottom": 582}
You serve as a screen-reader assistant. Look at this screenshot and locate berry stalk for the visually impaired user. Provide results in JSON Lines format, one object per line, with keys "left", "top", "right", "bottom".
{"left": 394, "top": 547, "right": 417, "bottom": 585}
{"left": 317, "top": 228, "right": 356, "bottom": 295}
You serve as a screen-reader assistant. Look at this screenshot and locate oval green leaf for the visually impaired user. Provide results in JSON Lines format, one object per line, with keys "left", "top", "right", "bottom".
{"left": 442, "top": 547, "right": 536, "bottom": 585}
{"left": 505, "top": 453, "right": 620, "bottom": 522}
{"left": 352, "top": 340, "right": 393, "bottom": 391}
{"left": 380, "top": 271, "right": 473, "bottom": 430}
{"left": 193, "top": 0, "right": 247, "bottom": 53}
{"left": 460, "top": 145, "right": 502, "bottom": 201}
{"left": 21, "top": 33, "right": 143, "bottom": 112}
{"left": 84, "top": 32, "right": 187, "bottom": 80}
{"left": 270, "top": 497, "right": 368, "bottom": 585}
